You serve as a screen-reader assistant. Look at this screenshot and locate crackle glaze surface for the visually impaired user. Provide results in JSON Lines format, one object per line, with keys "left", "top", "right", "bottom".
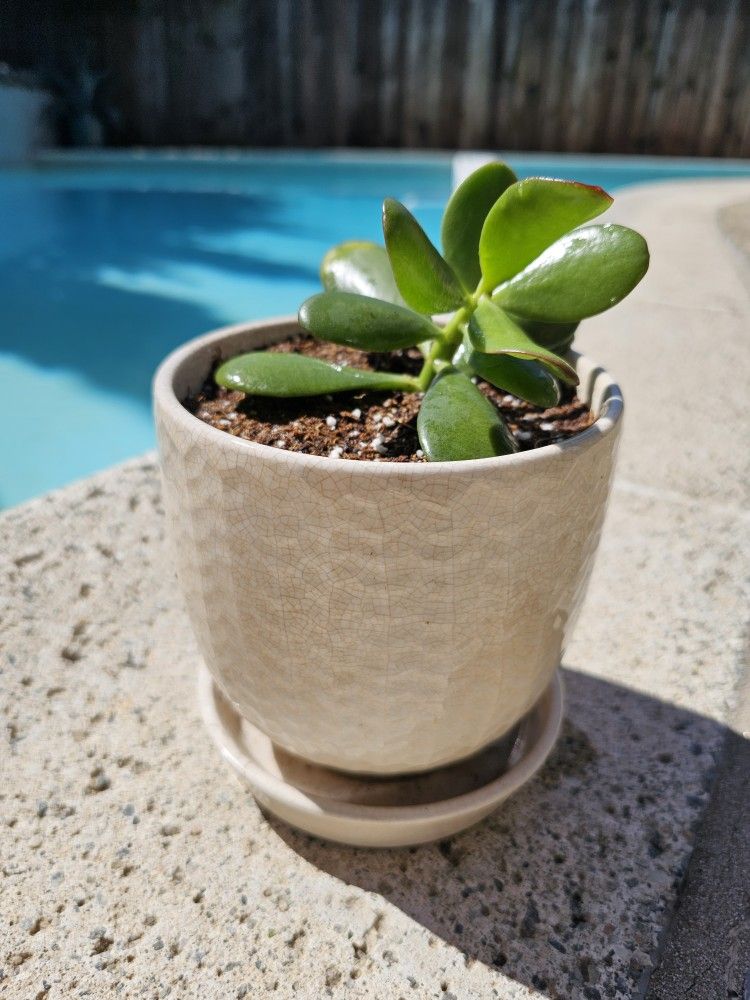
{"left": 154, "top": 318, "right": 622, "bottom": 775}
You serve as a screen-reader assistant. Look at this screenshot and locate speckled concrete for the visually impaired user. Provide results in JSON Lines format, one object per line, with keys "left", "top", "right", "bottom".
{"left": 576, "top": 179, "right": 750, "bottom": 512}
{"left": 1, "top": 180, "right": 749, "bottom": 999}
{"left": 645, "top": 677, "right": 750, "bottom": 1000}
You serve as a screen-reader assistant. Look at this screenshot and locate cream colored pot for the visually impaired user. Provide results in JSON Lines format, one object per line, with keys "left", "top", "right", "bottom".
{"left": 154, "top": 317, "right": 622, "bottom": 776}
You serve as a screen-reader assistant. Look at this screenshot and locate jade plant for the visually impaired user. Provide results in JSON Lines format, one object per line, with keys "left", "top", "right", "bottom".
{"left": 216, "top": 162, "right": 649, "bottom": 461}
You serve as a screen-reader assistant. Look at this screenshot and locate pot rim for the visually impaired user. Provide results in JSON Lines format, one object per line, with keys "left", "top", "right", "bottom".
{"left": 153, "top": 314, "right": 623, "bottom": 475}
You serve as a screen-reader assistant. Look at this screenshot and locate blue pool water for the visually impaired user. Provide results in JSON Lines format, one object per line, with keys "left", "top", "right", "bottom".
{"left": 2, "top": 151, "right": 749, "bottom": 507}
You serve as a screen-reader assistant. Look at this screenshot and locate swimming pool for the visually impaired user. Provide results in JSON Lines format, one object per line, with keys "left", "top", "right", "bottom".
{"left": 2, "top": 150, "right": 749, "bottom": 507}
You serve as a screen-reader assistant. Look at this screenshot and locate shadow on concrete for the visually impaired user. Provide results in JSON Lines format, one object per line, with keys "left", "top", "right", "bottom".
{"left": 270, "top": 666, "right": 729, "bottom": 999}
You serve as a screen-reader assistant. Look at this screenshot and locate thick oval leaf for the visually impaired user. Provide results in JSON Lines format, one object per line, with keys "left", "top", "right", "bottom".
{"left": 509, "top": 315, "right": 578, "bottom": 354}
{"left": 479, "top": 177, "right": 613, "bottom": 288}
{"left": 298, "top": 290, "right": 435, "bottom": 351}
{"left": 493, "top": 224, "right": 650, "bottom": 323}
{"left": 466, "top": 350, "right": 561, "bottom": 408}
{"left": 382, "top": 198, "right": 465, "bottom": 314}
{"left": 215, "top": 352, "right": 418, "bottom": 397}
{"left": 417, "top": 368, "right": 518, "bottom": 462}
{"left": 441, "top": 161, "right": 517, "bottom": 291}
{"left": 320, "top": 240, "right": 405, "bottom": 305}
{"left": 451, "top": 337, "right": 472, "bottom": 372}
{"left": 468, "top": 298, "right": 578, "bottom": 385}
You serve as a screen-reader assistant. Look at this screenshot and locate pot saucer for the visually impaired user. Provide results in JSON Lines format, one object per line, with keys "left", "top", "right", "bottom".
{"left": 197, "top": 666, "right": 564, "bottom": 848}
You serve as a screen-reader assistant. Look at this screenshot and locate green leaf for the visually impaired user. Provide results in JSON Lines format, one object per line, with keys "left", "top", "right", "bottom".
{"left": 468, "top": 298, "right": 578, "bottom": 385}
{"left": 417, "top": 368, "right": 518, "bottom": 462}
{"left": 320, "top": 240, "right": 405, "bottom": 305}
{"left": 441, "top": 161, "right": 517, "bottom": 291}
{"left": 509, "top": 315, "right": 579, "bottom": 354}
{"left": 382, "top": 198, "right": 465, "bottom": 314}
{"left": 298, "top": 290, "right": 435, "bottom": 351}
{"left": 451, "top": 337, "right": 473, "bottom": 373}
{"left": 466, "top": 350, "right": 561, "bottom": 408}
{"left": 215, "top": 352, "right": 418, "bottom": 397}
{"left": 478, "top": 177, "right": 613, "bottom": 288}
{"left": 493, "top": 224, "right": 650, "bottom": 323}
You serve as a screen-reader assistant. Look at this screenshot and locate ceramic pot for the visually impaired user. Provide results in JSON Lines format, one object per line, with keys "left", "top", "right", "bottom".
{"left": 154, "top": 317, "right": 622, "bottom": 776}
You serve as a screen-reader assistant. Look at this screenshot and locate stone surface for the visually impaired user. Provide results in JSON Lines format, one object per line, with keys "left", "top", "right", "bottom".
{"left": 719, "top": 198, "right": 750, "bottom": 283}
{"left": 645, "top": 677, "right": 750, "bottom": 1000}
{"left": 643, "top": 198, "right": 750, "bottom": 1000}
{"left": 1, "top": 179, "right": 749, "bottom": 999}
{"left": 577, "top": 180, "right": 750, "bottom": 511}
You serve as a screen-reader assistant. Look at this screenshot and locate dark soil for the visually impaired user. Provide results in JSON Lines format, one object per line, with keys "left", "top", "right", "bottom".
{"left": 185, "top": 334, "right": 594, "bottom": 462}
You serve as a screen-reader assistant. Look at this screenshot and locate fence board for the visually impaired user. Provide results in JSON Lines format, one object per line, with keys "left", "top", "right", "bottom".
{"left": 2, "top": 0, "right": 748, "bottom": 156}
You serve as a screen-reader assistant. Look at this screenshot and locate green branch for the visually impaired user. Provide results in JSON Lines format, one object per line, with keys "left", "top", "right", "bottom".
{"left": 416, "top": 280, "right": 486, "bottom": 391}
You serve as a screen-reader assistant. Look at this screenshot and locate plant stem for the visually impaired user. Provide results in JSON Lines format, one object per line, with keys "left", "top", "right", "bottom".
{"left": 416, "top": 279, "right": 487, "bottom": 391}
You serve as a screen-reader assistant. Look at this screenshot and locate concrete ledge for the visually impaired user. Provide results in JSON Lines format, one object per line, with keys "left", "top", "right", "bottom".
{"left": 646, "top": 691, "right": 750, "bottom": 1000}
{"left": 2, "top": 180, "right": 749, "bottom": 999}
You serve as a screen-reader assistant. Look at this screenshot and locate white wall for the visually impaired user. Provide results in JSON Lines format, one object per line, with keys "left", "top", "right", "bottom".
{"left": 0, "top": 82, "right": 52, "bottom": 163}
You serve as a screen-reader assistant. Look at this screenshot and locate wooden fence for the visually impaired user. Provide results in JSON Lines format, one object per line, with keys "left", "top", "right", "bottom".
{"left": 3, "top": 0, "right": 749, "bottom": 156}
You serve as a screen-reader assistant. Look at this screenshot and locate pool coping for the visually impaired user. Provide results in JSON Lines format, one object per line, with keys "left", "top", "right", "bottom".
{"left": 32, "top": 147, "right": 750, "bottom": 172}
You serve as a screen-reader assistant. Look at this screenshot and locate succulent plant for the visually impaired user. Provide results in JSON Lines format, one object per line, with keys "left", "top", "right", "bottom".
{"left": 215, "top": 162, "right": 649, "bottom": 461}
